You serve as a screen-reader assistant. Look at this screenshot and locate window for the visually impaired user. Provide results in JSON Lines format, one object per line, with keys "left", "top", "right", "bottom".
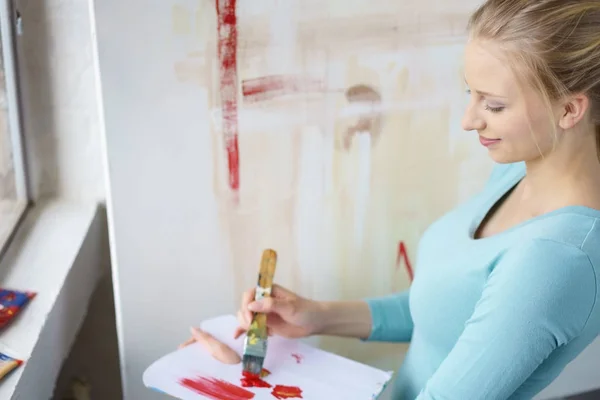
{"left": 0, "top": 0, "right": 28, "bottom": 257}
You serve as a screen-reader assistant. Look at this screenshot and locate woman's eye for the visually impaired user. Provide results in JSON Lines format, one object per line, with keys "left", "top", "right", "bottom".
{"left": 485, "top": 104, "right": 505, "bottom": 113}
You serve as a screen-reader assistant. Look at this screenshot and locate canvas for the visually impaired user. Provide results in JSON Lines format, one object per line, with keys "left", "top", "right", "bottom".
{"left": 143, "top": 315, "right": 393, "bottom": 399}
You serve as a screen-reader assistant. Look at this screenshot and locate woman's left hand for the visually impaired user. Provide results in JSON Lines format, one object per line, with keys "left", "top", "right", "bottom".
{"left": 179, "top": 327, "right": 241, "bottom": 364}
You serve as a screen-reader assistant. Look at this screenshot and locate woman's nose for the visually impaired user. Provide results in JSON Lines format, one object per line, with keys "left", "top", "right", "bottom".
{"left": 461, "top": 103, "right": 486, "bottom": 132}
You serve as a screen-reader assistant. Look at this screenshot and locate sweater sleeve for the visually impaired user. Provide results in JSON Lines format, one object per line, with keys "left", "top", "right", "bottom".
{"left": 415, "top": 239, "right": 597, "bottom": 400}
{"left": 362, "top": 289, "right": 414, "bottom": 342}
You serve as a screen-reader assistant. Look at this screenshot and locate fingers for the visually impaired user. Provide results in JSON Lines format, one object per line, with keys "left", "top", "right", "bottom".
{"left": 271, "top": 283, "right": 292, "bottom": 298}
{"left": 233, "top": 283, "right": 296, "bottom": 341}
{"left": 235, "top": 288, "right": 255, "bottom": 339}
{"left": 233, "top": 324, "right": 272, "bottom": 339}
{"left": 236, "top": 310, "right": 250, "bottom": 331}
{"left": 190, "top": 327, "right": 207, "bottom": 341}
{"left": 249, "top": 296, "right": 294, "bottom": 317}
{"left": 240, "top": 288, "right": 255, "bottom": 325}
{"left": 191, "top": 327, "right": 242, "bottom": 364}
{"left": 178, "top": 326, "right": 207, "bottom": 349}
{"left": 178, "top": 336, "right": 196, "bottom": 349}
{"left": 233, "top": 326, "right": 246, "bottom": 339}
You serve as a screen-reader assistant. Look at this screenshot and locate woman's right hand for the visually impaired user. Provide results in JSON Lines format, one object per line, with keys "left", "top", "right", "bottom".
{"left": 233, "top": 284, "right": 324, "bottom": 340}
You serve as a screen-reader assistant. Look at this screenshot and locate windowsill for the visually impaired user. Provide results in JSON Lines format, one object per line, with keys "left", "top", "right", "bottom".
{"left": 0, "top": 198, "right": 105, "bottom": 399}
{"left": 0, "top": 199, "right": 27, "bottom": 257}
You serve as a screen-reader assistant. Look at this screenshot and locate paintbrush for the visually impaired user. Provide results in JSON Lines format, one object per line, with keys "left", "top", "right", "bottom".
{"left": 242, "top": 249, "right": 277, "bottom": 376}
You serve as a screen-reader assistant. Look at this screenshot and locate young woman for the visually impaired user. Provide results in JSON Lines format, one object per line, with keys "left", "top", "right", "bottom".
{"left": 228, "top": 0, "right": 600, "bottom": 399}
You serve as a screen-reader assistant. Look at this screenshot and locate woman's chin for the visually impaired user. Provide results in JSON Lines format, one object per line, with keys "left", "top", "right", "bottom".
{"left": 486, "top": 149, "right": 521, "bottom": 164}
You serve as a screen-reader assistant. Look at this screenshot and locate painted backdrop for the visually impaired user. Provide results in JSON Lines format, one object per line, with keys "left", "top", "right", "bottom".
{"left": 94, "top": 1, "right": 496, "bottom": 399}
{"left": 170, "top": 0, "right": 494, "bottom": 302}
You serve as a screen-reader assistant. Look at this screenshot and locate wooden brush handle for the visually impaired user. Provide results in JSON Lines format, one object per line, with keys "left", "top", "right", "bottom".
{"left": 248, "top": 249, "right": 277, "bottom": 340}
{"left": 255, "top": 249, "right": 277, "bottom": 299}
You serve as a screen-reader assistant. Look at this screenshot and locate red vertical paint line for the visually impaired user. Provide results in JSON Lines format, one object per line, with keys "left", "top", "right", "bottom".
{"left": 397, "top": 241, "right": 414, "bottom": 281}
{"left": 215, "top": 0, "right": 240, "bottom": 191}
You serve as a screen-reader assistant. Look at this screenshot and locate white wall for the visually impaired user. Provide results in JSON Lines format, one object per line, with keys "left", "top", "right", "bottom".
{"left": 9, "top": 1, "right": 120, "bottom": 398}
{"left": 16, "top": 0, "right": 104, "bottom": 202}
{"left": 93, "top": 1, "right": 600, "bottom": 400}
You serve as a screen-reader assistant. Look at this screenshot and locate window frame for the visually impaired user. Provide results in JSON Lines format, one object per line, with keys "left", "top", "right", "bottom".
{"left": 0, "top": 0, "right": 29, "bottom": 258}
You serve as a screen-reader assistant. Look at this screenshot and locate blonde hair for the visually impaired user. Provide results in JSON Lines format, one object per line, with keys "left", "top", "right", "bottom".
{"left": 467, "top": 0, "right": 600, "bottom": 158}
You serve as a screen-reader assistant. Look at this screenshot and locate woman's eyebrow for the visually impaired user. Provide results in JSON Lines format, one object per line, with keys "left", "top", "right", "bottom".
{"left": 464, "top": 77, "right": 508, "bottom": 99}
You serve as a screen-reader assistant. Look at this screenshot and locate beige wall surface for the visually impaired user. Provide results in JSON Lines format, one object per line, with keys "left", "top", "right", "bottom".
{"left": 95, "top": 1, "right": 497, "bottom": 398}
{"left": 171, "top": 0, "right": 493, "bottom": 302}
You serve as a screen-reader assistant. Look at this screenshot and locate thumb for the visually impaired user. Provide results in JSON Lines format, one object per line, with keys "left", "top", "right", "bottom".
{"left": 248, "top": 297, "right": 294, "bottom": 316}
{"left": 190, "top": 327, "right": 207, "bottom": 341}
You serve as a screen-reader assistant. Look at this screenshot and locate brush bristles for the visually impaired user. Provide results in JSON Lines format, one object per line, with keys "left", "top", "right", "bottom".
{"left": 242, "top": 355, "right": 264, "bottom": 375}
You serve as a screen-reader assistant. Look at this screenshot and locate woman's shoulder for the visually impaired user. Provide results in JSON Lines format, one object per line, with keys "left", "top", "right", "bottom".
{"left": 492, "top": 234, "right": 600, "bottom": 344}
{"left": 506, "top": 208, "right": 600, "bottom": 268}
{"left": 496, "top": 220, "right": 600, "bottom": 316}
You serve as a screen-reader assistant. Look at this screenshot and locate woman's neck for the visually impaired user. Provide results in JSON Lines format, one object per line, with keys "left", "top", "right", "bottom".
{"left": 521, "top": 138, "right": 600, "bottom": 213}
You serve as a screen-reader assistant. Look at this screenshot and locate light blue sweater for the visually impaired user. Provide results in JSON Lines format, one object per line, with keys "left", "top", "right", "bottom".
{"left": 365, "top": 162, "right": 600, "bottom": 400}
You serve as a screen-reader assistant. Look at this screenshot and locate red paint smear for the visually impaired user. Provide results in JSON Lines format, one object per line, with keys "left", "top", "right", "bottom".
{"left": 397, "top": 241, "right": 414, "bottom": 281}
{"left": 291, "top": 353, "right": 303, "bottom": 364}
{"left": 215, "top": 0, "right": 240, "bottom": 191}
{"left": 180, "top": 376, "right": 254, "bottom": 400}
{"left": 240, "top": 370, "right": 272, "bottom": 388}
{"left": 241, "top": 75, "right": 323, "bottom": 102}
{"left": 271, "top": 385, "right": 303, "bottom": 399}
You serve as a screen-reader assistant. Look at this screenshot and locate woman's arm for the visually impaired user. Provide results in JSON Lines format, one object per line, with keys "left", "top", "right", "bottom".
{"left": 315, "top": 289, "right": 414, "bottom": 342}
{"left": 415, "top": 239, "right": 597, "bottom": 400}
{"left": 314, "top": 300, "right": 373, "bottom": 339}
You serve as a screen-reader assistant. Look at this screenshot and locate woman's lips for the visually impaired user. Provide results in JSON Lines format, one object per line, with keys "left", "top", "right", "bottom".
{"left": 479, "top": 136, "right": 501, "bottom": 147}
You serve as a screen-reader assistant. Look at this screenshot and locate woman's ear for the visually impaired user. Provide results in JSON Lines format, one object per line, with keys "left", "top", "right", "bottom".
{"left": 558, "top": 93, "right": 590, "bottom": 130}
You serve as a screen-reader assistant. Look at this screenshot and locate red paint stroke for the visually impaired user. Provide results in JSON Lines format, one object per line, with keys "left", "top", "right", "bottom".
{"left": 179, "top": 376, "right": 254, "bottom": 400}
{"left": 215, "top": 0, "right": 240, "bottom": 191}
{"left": 397, "top": 241, "right": 414, "bottom": 281}
{"left": 241, "top": 75, "right": 323, "bottom": 103}
{"left": 241, "top": 370, "right": 272, "bottom": 388}
{"left": 271, "top": 385, "right": 303, "bottom": 399}
{"left": 291, "top": 353, "right": 303, "bottom": 364}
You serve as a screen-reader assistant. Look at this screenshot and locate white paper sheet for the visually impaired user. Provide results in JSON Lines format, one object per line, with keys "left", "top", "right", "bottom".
{"left": 143, "top": 315, "right": 393, "bottom": 399}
